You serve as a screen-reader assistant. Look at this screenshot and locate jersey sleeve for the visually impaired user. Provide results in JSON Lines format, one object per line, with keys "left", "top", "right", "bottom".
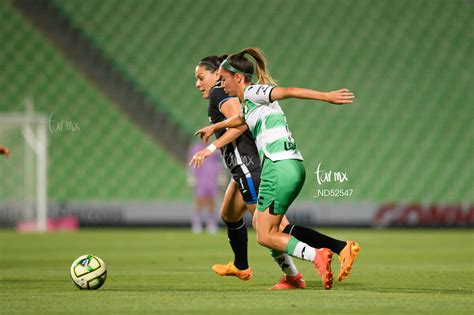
{"left": 244, "top": 84, "right": 274, "bottom": 106}
{"left": 209, "top": 86, "right": 232, "bottom": 112}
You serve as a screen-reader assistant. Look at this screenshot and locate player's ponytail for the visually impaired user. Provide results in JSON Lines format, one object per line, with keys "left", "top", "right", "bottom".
{"left": 222, "top": 48, "right": 277, "bottom": 86}
{"left": 198, "top": 54, "right": 228, "bottom": 73}
{"left": 240, "top": 48, "right": 277, "bottom": 86}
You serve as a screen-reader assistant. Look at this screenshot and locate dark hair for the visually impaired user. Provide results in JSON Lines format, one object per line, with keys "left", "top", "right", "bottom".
{"left": 197, "top": 54, "right": 228, "bottom": 73}
{"left": 224, "top": 48, "right": 277, "bottom": 85}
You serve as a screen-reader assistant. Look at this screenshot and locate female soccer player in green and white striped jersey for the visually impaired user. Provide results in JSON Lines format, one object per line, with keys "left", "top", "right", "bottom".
{"left": 192, "top": 48, "right": 356, "bottom": 289}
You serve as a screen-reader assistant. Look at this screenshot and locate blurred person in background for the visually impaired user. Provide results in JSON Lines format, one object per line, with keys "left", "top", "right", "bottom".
{"left": 191, "top": 53, "right": 359, "bottom": 289}
{"left": 188, "top": 140, "right": 222, "bottom": 234}
{"left": 0, "top": 146, "right": 10, "bottom": 158}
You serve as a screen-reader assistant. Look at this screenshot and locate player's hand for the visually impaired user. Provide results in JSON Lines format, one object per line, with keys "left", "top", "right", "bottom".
{"left": 188, "top": 148, "right": 212, "bottom": 168}
{"left": 0, "top": 146, "right": 10, "bottom": 159}
{"left": 326, "top": 89, "right": 355, "bottom": 105}
{"left": 194, "top": 125, "right": 215, "bottom": 143}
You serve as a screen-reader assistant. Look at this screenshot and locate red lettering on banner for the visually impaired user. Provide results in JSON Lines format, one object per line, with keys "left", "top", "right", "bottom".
{"left": 372, "top": 203, "right": 396, "bottom": 226}
{"left": 398, "top": 204, "right": 423, "bottom": 225}
{"left": 373, "top": 203, "right": 474, "bottom": 227}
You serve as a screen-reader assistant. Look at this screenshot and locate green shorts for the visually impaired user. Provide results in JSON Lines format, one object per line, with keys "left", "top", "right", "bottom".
{"left": 256, "top": 157, "right": 306, "bottom": 215}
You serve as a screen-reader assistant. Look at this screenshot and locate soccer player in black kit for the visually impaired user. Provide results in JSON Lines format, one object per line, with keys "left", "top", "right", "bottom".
{"left": 192, "top": 55, "right": 360, "bottom": 289}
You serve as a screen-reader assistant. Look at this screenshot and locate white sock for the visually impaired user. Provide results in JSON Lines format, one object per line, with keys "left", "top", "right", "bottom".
{"left": 287, "top": 237, "right": 316, "bottom": 262}
{"left": 192, "top": 213, "right": 202, "bottom": 233}
{"left": 206, "top": 213, "right": 217, "bottom": 234}
{"left": 272, "top": 252, "right": 299, "bottom": 277}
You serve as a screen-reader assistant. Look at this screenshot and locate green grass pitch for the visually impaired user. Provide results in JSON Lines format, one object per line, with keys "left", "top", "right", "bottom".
{"left": 0, "top": 228, "right": 473, "bottom": 315}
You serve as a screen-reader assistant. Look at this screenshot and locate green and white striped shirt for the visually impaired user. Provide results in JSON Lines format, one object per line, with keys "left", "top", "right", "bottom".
{"left": 241, "top": 84, "right": 303, "bottom": 163}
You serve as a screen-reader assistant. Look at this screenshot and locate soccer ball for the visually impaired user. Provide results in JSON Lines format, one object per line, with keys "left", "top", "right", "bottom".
{"left": 70, "top": 254, "right": 107, "bottom": 290}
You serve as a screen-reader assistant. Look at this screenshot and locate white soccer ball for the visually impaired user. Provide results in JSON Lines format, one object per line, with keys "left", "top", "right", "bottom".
{"left": 70, "top": 254, "right": 107, "bottom": 290}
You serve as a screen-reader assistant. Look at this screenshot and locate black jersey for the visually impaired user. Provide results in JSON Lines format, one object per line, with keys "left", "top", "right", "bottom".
{"left": 208, "top": 81, "right": 260, "bottom": 176}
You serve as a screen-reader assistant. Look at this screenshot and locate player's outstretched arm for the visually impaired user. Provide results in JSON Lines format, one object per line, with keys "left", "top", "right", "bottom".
{"left": 194, "top": 114, "right": 245, "bottom": 143}
{"left": 214, "top": 126, "right": 246, "bottom": 149}
{"left": 190, "top": 97, "right": 247, "bottom": 168}
{"left": 189, "top": 127, "right": 246, "bottom": 169}
{"left": 271, "top": 87, "right": 355, "bottom": 105}
{"left": 190, "top": 114, "right": 246, "bottom": 168}
{"left": 212, "top": 97, "right": 248, "bottom": 149}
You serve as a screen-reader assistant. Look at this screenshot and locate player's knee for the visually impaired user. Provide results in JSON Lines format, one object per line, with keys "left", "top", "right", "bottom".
{"left": 255, "top": 229, "right": 270, "bottom": 248}
{"left": 256, "top": 235, "right": 268, "bottom": 247}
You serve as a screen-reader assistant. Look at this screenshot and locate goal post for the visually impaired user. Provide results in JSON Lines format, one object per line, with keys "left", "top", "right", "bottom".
{"left": 0, "top": 111, "right": 48, "bottom": 232}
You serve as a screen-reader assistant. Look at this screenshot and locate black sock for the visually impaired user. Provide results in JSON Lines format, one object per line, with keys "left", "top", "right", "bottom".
{"left": 223, "top": 218, "right": 248, "bottom": 270}
{"left": 283, "top": 224, "right": 347, "bottom": 255}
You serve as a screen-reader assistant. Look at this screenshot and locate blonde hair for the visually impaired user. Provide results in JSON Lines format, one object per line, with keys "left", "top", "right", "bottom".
{"left": 240, "top": 48, "right": 277, "bottom": 86}
{"left": 224, "top": 47, "right": 278, "bottom": 86}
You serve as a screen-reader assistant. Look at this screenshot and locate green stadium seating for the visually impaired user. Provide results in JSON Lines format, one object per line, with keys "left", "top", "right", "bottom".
{"left": 2, "top": 0, "right": 472, "bottom": 202}
{"left": 0, "top": 1, "right": 191, "bottom": 201}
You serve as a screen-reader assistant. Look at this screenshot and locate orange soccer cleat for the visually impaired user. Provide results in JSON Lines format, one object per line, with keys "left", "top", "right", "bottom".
{"left": 338, "top": 240, "right": 361, "bottom": 281}
{"left": 313, "top": 248, "right": 334, "bottom": 289}
{"left": 212, "top": 261, "right": 253, "bottom": 281}
{"left": 270, "top": 272, "right": 306, "bottom": 290}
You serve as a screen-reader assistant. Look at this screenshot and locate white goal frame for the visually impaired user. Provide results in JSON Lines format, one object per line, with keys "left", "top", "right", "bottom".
{"left": 0, "top": 111, "right": 48, "bottom": 232}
